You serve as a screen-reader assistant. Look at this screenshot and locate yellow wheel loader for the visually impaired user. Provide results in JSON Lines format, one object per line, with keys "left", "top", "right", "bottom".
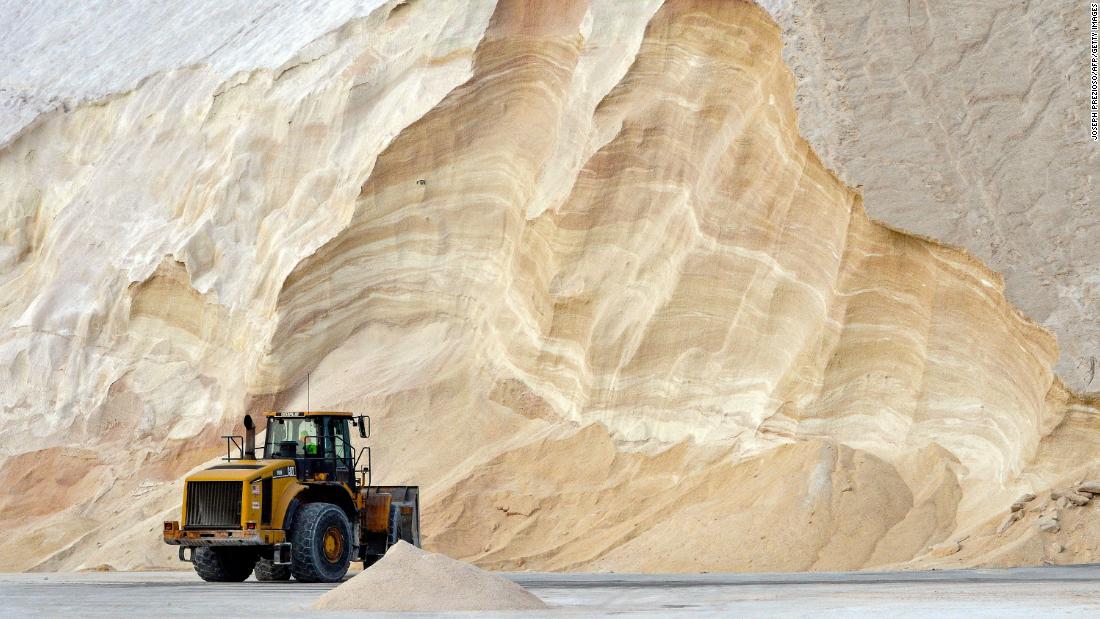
{"left": 163, "top": 411, "right": 419, "bottom": 582}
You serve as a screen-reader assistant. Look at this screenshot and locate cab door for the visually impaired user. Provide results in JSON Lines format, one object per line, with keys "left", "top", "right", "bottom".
{"left": 325, "top": 416, "right": 355, "bottom": 486}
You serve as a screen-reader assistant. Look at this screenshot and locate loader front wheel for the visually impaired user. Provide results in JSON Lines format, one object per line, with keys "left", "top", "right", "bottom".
{"left": 290, "top": 502, "right": 352, "bottom": 583}
{"left": 254, "top": 557, "right": 291, "bottom": 581}
{"left": 192, "top": 547, "right": 257, "bottom": 582}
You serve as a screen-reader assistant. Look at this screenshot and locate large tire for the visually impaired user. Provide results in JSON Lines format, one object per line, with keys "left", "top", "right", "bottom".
{"left": 253, "top": 557, "right": 291, "bottom": 581}
{"left": 192, "top": 547, "right": 257, "bottom": 582}
{"left": 290, "top": 503, "right": 353, "bottom": 583}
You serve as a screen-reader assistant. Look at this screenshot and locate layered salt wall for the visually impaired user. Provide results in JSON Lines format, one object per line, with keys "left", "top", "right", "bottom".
{"left": 0, "top": 0, "right": 1095, "bottom": 571}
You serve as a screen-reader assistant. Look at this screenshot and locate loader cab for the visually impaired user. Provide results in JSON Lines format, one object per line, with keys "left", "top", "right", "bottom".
{"left": 262, "top": 412, "right": 366, "bottom": 488}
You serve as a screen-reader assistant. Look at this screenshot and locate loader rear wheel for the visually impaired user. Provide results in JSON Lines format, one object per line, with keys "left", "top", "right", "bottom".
{"left": 253, "top": 557, "right": 291, "bottom": 581}
{"left": 192, "top": 547, "right": 257, "bottom": 582}
{"left": 290, "top": 503, "right": 352, "bottom": 583}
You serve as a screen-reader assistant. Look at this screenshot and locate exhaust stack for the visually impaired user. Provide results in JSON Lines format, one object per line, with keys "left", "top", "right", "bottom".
{"left": 243, "top": 414, "right": 256, "bottom": 460}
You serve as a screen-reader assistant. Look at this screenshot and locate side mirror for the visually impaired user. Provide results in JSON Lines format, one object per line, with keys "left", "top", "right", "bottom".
{"left": 356, "top": 415, "right": 370, "bottom": 439}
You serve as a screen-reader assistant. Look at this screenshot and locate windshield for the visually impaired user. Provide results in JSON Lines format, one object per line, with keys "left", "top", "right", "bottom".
{"left": 264, "top": 418, "right": 320, "bottom": 458}
{"left": 263, "top": 416, "right": 353, "bottom": 459}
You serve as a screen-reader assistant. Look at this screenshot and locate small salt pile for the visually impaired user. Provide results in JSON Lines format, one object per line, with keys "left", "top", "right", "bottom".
{"left": 312, "top": 541, "right": 547, "bottom": 612}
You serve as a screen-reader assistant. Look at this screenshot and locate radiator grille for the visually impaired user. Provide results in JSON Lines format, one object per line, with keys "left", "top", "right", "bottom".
{"left": 185, "top": 481, "right": 242, "bottom": 529}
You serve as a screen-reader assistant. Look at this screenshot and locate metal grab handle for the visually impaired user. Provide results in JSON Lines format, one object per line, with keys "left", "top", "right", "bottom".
{"left": 355, "top": 446, "right": 372, "bottom": 487}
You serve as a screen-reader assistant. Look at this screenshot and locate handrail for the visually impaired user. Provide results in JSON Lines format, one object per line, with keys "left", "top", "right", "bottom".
{"left": 221, "top": 435, "right": 244, "bottom": 461}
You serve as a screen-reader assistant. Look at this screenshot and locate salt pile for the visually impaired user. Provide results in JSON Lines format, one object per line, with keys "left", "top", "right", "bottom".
{"left": 312, "top": 542, "right": 547, "bottom": 611}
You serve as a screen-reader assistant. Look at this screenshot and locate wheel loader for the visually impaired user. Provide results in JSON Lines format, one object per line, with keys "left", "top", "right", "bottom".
{"left": 163, "top": 411, "right": 419, "bottom": 582}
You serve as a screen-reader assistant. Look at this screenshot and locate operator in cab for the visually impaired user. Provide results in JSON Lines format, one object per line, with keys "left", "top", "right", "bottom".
{"left": 298, "top": 420, "right": 318, "bottom": 455}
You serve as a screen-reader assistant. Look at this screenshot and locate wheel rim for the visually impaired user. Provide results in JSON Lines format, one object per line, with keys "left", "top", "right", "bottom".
{"left": 322, "top": 526, "right": 344, "bottom": 563}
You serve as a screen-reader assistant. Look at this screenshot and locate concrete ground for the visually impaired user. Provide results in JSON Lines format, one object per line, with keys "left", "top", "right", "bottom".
{"left": 3, "top": 565, "right": 1100, "bottom": 617}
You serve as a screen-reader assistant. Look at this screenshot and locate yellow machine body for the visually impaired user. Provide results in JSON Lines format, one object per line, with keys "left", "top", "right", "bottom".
{"left": 162, "top": 411, "right": 419, "bottom": 582}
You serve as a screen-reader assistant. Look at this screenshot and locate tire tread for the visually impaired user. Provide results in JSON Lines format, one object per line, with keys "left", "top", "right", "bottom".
{"left": 254, "top": 557, "right": 291, "bottom": 581}
{"left": 290, "top": 503, "right": 352, "bottom": 583}
{"left": 192, "top": 547, "right": 256, "bottom": 582}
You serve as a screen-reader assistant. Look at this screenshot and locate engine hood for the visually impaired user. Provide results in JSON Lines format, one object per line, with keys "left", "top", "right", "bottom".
{"left": 185, "top": 459, "right": 295, "bottom": 483}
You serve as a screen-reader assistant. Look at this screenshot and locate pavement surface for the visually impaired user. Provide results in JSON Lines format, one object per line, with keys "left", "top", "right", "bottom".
{"left": 3, "top": 565, "right": 1100, "bottom": 617}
